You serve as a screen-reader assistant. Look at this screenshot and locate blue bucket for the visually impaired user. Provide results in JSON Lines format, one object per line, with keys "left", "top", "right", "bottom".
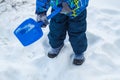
{"left": 14, "top": 18, "right": 43, "bottom": 46}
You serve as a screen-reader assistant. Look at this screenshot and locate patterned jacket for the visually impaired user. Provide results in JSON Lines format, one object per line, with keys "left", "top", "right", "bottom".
{"left": 36, "top": 0, "right": 89, "bottom": 18}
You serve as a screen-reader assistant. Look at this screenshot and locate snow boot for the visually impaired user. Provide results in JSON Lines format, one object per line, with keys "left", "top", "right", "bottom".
{"left": 73, "top": 54, "right": 85, "bottom": 65}
{"left": 48, "top": 44, "right": 64, "bottom": 58}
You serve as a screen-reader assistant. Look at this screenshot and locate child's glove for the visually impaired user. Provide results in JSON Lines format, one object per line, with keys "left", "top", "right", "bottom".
{"left": 60, "top": 2, "right": 72, "bottom": 14}
{"left": 36, "top": 13, "right": 49, "bottom": 28}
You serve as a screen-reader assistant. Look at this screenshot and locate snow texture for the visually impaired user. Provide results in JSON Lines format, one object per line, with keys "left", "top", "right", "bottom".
{"left": 0, "top": 0, "right": 120, "bottom": 80}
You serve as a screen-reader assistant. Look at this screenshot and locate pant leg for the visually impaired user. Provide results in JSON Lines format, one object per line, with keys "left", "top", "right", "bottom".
{"left": 68, "top": 9, "right": 88, "bottom": 55}
{"left": 48, "top": 13, "right": 68, "bottom": 48}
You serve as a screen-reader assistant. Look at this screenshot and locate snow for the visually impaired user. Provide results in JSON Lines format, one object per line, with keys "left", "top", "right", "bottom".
{"left": 0, "top": 0, "right": 120, "bottom": 80}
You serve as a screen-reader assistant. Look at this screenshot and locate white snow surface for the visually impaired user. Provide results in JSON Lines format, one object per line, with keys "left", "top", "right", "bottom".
{"left": 0, "top": 0, "right": 120, "bottom": 80}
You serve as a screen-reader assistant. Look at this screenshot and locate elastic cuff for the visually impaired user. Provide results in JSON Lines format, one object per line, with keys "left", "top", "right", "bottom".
{"left": 35, "top": 11, "right": 47, "bottom": 15}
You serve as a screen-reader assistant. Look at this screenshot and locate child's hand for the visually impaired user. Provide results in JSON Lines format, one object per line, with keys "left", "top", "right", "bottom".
{"left": 36, "top": 13, "right": 49, "bottom": 28}
{"left": 60, "top": 2, "right": 72, "bottom": 14}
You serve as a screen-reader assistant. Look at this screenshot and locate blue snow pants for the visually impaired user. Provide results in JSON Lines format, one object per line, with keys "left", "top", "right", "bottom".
{"left": 48, "top": 9, "right": 88, "bottom": 55}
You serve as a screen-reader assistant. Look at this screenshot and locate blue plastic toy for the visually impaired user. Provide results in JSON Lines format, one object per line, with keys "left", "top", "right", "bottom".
{"left": 14, "top": 7, "right": 61, "bottom": 46}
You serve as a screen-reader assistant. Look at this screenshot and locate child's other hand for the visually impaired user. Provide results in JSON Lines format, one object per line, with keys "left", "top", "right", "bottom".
{"left": 60, "top": 2, "right": 72, "bottom": 14}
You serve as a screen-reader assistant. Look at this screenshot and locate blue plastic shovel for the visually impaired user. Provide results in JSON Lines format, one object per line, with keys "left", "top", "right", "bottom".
{"left": 14, "top": 7, "right": 61, "bottom": 46}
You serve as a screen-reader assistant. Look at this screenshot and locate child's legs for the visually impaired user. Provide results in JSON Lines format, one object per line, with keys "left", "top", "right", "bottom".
{"left": 48, "top": 13, "right": 68, "bottom": 48}
{"left": 68, "top": 10, "right": 88, "bottom": 55}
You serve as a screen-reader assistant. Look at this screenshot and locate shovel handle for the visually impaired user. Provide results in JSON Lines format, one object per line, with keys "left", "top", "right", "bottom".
{"left": 37, "top": 7, "right": 62, "bottom": 27}
{"left": 47, "top": 7, "right": 62, "bottom": 20}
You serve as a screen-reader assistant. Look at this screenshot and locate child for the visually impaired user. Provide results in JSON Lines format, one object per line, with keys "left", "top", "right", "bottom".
{"left": 35, "top": 0, "right": 89, "bottom": 65}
